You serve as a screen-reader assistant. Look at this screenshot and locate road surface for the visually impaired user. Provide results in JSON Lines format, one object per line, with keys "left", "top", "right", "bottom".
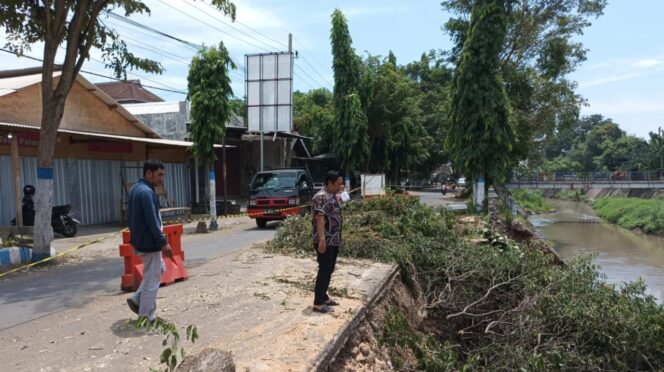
{"left": 0, "top": 220, "right": 277, "bottom": 331}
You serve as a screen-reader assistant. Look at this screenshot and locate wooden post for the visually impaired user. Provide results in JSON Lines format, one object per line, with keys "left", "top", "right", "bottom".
{"left": 10, "top": 133, "right": 22, "bottom": 227}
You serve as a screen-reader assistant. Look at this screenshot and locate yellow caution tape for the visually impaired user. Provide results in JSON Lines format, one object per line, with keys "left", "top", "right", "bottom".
{"left": 0, "top": 187, "right": 363, "bottom": 279}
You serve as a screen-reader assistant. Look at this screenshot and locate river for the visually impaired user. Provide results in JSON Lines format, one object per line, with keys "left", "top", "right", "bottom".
{"left": 529, "top": 199, "right": 664, "bottom": 300}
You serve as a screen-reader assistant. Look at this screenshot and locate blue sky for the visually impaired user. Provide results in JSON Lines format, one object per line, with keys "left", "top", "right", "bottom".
{"left": 0, "top": 0, "right": 662, "bottom": 139}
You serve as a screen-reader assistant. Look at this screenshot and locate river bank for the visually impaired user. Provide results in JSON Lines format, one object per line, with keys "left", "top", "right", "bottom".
{"left": 515, "top": 188, "right": 664, "bottom": 237}
{"left": 531, "top": 199, "right": 664, "bottom": 301}
{"left": 268, "top": 195, "right": 664, "bottom": 370}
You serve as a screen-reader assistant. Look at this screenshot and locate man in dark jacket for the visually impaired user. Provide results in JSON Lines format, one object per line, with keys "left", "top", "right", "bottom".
{"left": 126, "top": 160, "right": 172, "bottom": 321}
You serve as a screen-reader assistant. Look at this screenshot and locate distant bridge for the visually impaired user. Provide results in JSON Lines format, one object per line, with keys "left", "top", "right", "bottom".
{"left": 505, "top": 170, "right": 664, "bottom": 190}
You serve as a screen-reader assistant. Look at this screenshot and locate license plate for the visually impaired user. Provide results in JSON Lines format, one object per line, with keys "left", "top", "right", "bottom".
{"left": 263, "top": 209, "right": 280, "bottom": 216}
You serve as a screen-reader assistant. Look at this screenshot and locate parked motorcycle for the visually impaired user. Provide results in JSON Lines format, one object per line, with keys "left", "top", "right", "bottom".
{"left": 10, "top": 185, "right": 80, "bottom": 238}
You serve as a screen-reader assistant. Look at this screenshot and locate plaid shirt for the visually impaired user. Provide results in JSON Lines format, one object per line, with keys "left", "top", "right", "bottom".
{"left": 312, "top": 189, "right": 343, "bottom": 247}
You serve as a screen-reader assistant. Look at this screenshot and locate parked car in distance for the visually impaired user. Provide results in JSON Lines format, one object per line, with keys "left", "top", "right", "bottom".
{"left": 247, "top": 169, "right": 314, "bottom": 228}
{"left": 457, "top": 177, "right": 467, "bottom": 187}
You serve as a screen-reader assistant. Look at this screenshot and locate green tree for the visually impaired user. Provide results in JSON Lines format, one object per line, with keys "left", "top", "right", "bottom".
{"left": 645, "top": 127, "right": 664, "bottom": 170}
{"left": 443, "top": 0, "right": 606, "bottom": 163}
{"left": 187, "top": 42, "right": 235, "bottom": 226}
{"left": 330, "top": 9, "right": 369, "bottom": 173}
{"left": 569, "top": 120, "right": 624, "bottom": 170}
{"left": 403, "top": 50, "right": 454, "bottom": 178}
{"left": 446, "top": 0, "right": 515, "bottom": 210}
{"left": 0, "top": 0, "right": 235, "bottom": 258}
{"left": 598, "top": 135, "right": 649, "bottom": 171}
{"left": 363, "top": 54, "right": 430, "bottom": 182}
{"left": 293, "top": 88, "right": 334, "bottom": 154}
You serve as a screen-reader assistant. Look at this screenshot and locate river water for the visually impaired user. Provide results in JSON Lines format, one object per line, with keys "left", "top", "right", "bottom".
{"left": 529, "top": 199, "right": 664, "bottom": 300}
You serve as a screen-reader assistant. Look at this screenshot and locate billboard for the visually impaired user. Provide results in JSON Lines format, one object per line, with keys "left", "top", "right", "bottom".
{"left": 361, "top": 174, "right": 386, "bottom": 197}
{"left": 245, "top": 52, "right": 293, "bottom": 133}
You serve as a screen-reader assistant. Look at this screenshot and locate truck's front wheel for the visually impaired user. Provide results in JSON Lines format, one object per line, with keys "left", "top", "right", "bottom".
{"left": 256, "top": 218, "right": 267, "bottom": 228}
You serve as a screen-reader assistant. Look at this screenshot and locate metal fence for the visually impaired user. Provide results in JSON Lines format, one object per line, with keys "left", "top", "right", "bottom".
{"left": 511, "top": 169, "right": 664, "bottom": 183}
{"left": 0, "top": 156, "right": 190, "bottom": 226}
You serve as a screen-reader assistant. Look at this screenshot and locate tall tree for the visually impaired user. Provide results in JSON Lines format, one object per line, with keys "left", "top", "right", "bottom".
{"left": 0, "top": 1, "right": 235, "bottom": 259}
{"left": 187, "top": 42, "right": 235, "bottom": 228}
{"left": 446, "top": 0, "right": 515, "bottom": 210}
{"left": 443, "top": 0, "right": 606, "bottom": 163}
{"left": 330, "top": 9, "right": 369, "bottom": 173}
{"left": 293, "top": 88, "right": 334, "bottom": 154}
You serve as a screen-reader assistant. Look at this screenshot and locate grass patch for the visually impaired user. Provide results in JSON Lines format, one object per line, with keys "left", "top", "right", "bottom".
{"left": 555, "top": 189, "right": 589, "bottom": 202}
{"left": 510, "top": 189, "right": 553, "bottom": 213}
{"left": 593, "top": 197, "right": 664, "bottom": 235}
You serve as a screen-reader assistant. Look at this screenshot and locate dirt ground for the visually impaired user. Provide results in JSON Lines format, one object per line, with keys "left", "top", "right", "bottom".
{"left": 0, "top": 243, "right": 394, "bottom": 372}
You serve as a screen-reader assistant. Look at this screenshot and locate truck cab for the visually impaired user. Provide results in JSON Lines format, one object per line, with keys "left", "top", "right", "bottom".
{"left": 247, "top": 169, "right": 315, "bottom": 228}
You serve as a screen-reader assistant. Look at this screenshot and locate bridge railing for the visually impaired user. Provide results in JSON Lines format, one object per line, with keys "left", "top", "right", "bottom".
{"left": 511, "top": 169, "right": 664, "bottom": 183}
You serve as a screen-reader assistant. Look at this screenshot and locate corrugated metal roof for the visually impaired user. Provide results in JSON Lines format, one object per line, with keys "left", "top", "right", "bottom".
{"left": 0, "top": 121, "right": 234, "bottom": 148}
{"left": 123, "top": 101, "right": 182, "bottom": 115}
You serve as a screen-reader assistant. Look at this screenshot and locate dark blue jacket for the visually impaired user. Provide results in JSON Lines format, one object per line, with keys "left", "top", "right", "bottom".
{"left": 127, "top": 179, "right": 167, "bottom": 252}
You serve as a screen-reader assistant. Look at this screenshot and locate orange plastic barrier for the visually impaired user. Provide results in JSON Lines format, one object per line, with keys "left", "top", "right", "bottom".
{"left": 119, "top": 225, "right": 189, "bottom": 292}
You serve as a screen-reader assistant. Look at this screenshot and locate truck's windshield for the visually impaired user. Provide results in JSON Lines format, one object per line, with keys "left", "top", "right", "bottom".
{"left": 251, "top": 172, "right": 298, "bottom": 191}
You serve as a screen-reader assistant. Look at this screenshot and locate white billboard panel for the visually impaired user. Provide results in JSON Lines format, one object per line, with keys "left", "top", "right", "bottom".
{"left": 246, "top": 52, "right": 293, "bottom": 133}
{"left": 361, "top": 174, "right": 386, "bottom": 197}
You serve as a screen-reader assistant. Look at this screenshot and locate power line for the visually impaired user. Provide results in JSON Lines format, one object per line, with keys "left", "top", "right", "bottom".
{"left": 299, "top": 54, "right": 333, "bottom": 88}
{"left": 103, "top": 10, "right": 246, "bottom": 72}
{"left": 185, "top": 0, "right": 286, "bottom": 52}
{"left": 294, "top": 63, "right": 324, "bottom": 90}
{"left": 154, "top": 0, "right": 273, "bottom": 54}
{"left": 0, "top": 47, "right": 188, "bottom": 95}
{"left": 104, "top": 10, "right": 201, "bottom": 51}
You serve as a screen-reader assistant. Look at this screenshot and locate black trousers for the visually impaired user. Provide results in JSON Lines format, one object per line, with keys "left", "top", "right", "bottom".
{"left": 314, "top": 244, "right": 339, "bottom": 305}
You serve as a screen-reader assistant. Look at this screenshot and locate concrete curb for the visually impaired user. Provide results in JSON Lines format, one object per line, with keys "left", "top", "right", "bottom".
{"left": 310, "top": 264, "right": 400, "bottom": 372}
{"left": 0, "top": 247, "right": 32, "bottom": 266}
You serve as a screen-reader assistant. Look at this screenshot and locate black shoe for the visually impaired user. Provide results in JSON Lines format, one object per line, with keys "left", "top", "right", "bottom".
{"left": 126, "top": 298, "right": 139, "bottom": 314}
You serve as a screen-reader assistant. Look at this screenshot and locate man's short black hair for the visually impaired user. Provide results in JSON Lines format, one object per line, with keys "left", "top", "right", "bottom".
{"left": 143, "top": 160, "right": 165, "bottom": 176}
{"left": 325, "top": 170, "right": 343, "bottom": 185}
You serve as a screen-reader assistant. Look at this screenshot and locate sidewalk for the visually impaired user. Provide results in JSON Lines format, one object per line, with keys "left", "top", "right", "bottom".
{"left": 0, "top": 242, "right": 395, "bottom": 371}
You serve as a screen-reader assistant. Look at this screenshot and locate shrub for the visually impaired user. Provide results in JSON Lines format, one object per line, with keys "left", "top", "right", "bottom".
{"left": 510, "top": 189, "right": 553, "bottom": 213}
{"left": 267, "top": 195, "right": 664, "bottom": 370}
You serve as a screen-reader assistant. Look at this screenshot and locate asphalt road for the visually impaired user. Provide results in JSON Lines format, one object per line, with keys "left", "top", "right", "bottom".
{"left": 414, "top": 189, "right": 468, "bottom": 211}
{"left": 0, "top": 222, "right": 277, "bottom": 331}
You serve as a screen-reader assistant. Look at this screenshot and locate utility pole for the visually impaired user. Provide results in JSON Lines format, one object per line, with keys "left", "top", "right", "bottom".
{"left": 222, "top": 135, "right": 227, "bottom": 215}
{"left": 10, "top": 132, "right": 22, "bottom": 227}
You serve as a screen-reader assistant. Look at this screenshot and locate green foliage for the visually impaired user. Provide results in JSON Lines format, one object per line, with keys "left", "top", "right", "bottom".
{"left": 446, "top": 0, "right": 516, "bottom": 184}
{"left": 187, "top": 42, "right": 235, "bottom": 164}
{"left": 134, "top": 316, "right": 199, "bottom": 372}
{"left": 555, "top": 189, "right": 588, "bottom": 202}
{"left": 268, "top": 194, "right": 664, "bottom": 370}
{"left": 541, "top": 116, "right": 662, "bottom": 172}
{"left": 330, "top": 9, "right": 369, "bottom": 172}
{"left": 593, "top": 197, "right": 664, "bottom": 235}
{"left": 293, "top": 88, "right": 334, "bottom": 153}
{"left": 443, "top": 0, "right": 606, "bottom": 166}
{"left": 510, "top": 189, "right": 553, "bottom": 213}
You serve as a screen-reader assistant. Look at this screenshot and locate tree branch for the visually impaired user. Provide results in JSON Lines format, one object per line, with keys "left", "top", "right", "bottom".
{"left": 446, "top": 274, "right": 521, "bottom": 320}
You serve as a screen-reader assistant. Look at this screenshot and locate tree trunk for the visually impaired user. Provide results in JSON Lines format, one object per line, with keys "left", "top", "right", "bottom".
{"left": 208, "top": 163, "right": 218, "bottom": 230}
{"left": 474, "top": 168, "right": 486, "bottom": 213}
{"left": 33, "top": 98, "right": 66, "bottom": 260}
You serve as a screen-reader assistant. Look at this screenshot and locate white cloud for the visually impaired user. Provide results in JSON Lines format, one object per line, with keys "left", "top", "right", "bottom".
{"left": 578, "top": 54, "right": 664, "bottom": 88}
{"left": 585, "top": 98, "right": 664, "bottom": 115}
{"left": 342, "top": 5, "right": 410, "bottom": 18}
{"left": 634, "top": 58, "right": 663, "bottom": 69}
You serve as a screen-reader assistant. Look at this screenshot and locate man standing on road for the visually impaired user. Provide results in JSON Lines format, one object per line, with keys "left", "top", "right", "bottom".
{"left": 126, "top": 160, "right": 172, "bottom": 321}
{"left": 312, "top": 170, "right": 344, "bottom": 313}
